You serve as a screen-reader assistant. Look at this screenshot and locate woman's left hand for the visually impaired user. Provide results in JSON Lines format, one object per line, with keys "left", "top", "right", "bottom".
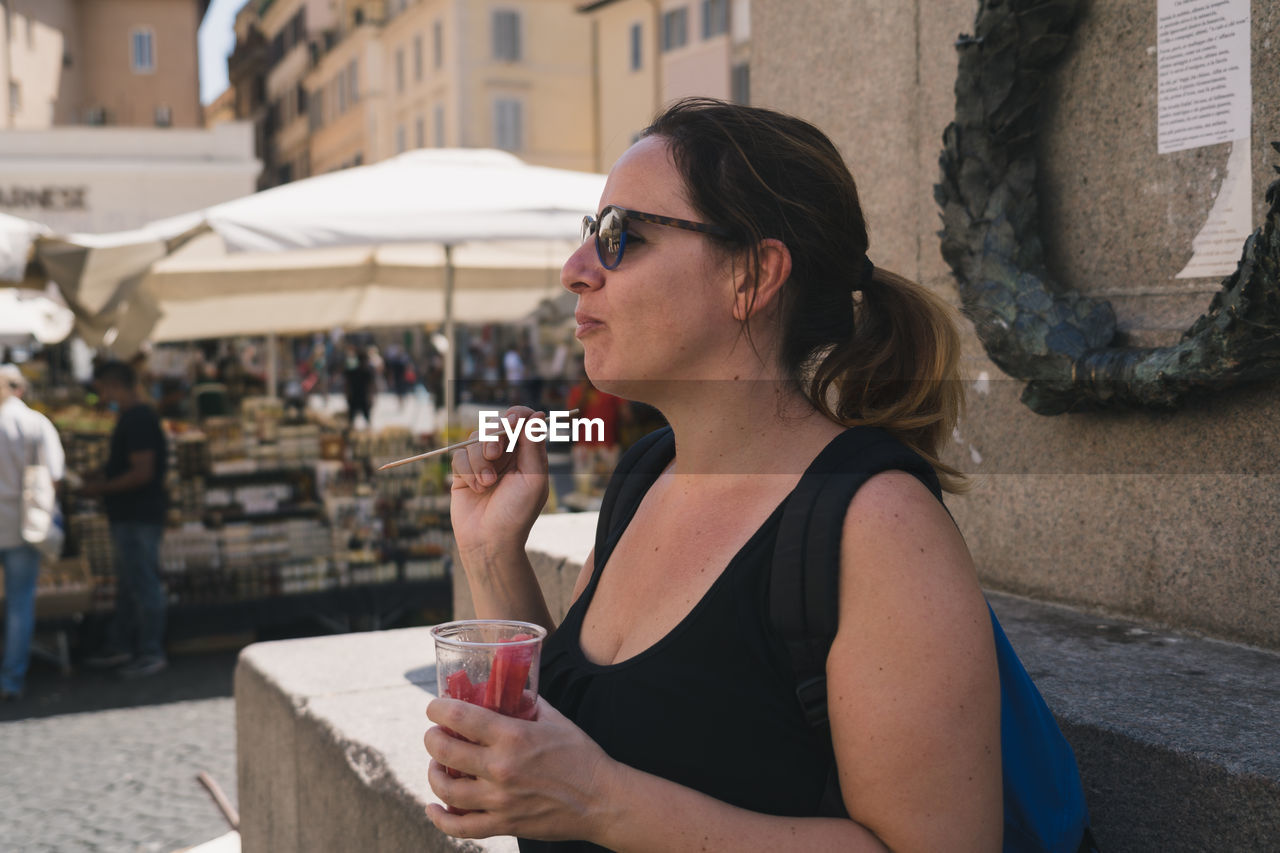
{"left": 424, "top": 696, "right": 617, "bottom": 841}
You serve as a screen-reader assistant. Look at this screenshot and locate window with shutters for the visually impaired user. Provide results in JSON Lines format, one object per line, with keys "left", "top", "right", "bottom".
{"left": 415, "top": 116, "right": 425, "bottom": 148}
{"left": 731, "top": 62, "right": 750, "bottom": 105}
{"left": 433, "top": 104, "right": 445, "bottom": 147}
{"left": 701, "top": 0, "right": 728, "bottom": 39}
{"left": 348, "top": 60, "right": 359, "bottom": 104}
{"left": 396, "top": 125, "right": 406, "bottom": 154}
{"left": 493, "top": 98, "right": 523, "bottom": 151}
{"left": 396, "top": 47, "right": 405, "bottom": 93}
{"left": 131, "top": 28, "right": 155, "bottom": 73}
{"left": 492, "top": 10, "right": 521, "bottom": 62}
{"left": 309, "top": 88, "right": 324, "bottom": 130}
{"left": 414, "top": 35, "right": 424, "bottom": 82}
{"left": 433, "top": 20, "right": 444, "bottom": 69}
{"left": 629, "top": 23, "right": 643, "bottom": 71}
{"left": 660, "top": 9, "right": 687, "bottom": 52}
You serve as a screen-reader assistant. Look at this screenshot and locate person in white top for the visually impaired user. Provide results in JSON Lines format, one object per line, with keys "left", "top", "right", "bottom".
{"left": 0, "top": 364, "right": 64, "bottom": 700}
{"left": 0, "top": 364, "right": 65, "bottom": 482}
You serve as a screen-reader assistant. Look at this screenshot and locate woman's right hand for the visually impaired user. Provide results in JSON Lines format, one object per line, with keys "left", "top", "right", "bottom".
{"left": 449, "top": 406, "right": 550, "bottom": 560}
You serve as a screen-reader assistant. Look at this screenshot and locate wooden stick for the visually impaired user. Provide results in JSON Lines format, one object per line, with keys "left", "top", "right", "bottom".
{"left": 196, "top": 770, "right": 240, "bottom": 830}
{"left": 377, "top": 409, "right": 580, "bottom": 471}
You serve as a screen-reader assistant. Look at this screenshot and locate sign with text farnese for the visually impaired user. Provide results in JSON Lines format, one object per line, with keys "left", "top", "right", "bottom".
{"left": 0, "top": 185, "right": 89, "bottom": 211}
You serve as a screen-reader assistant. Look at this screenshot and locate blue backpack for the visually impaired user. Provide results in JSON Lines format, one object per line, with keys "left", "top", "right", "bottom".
{"left": 600, "top": 426, "right": 1096, "bottom": 851}
{"left": 768, "top": 425, "right": 1096, "bottom": 852}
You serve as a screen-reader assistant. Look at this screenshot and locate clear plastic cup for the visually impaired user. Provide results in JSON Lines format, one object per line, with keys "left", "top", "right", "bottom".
{"left": 431, "top": 619, "right": 546, "bottom": 720}
{"left": 430, "top": 620, "right": 546, "bottom": 798}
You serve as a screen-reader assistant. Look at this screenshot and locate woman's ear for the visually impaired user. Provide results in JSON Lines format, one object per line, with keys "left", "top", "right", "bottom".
{"left": 732, "top": 238, "right": 792, "bottom": 322}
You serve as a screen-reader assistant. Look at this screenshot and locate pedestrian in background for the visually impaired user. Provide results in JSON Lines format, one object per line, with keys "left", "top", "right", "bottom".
{"left": 0, "top": 364, "right": 64, "bottom": 483}
{"left": 343, "top": 345, "right": 375, "bottom": 429}
{"left": 0, "top": 364, "right": 64, "bottom": 700}
{"left": 81, "top": 360, "right": 170, "bottom": 678}
{"left": 565, "top": 368, "right": 628, "bottom": 495}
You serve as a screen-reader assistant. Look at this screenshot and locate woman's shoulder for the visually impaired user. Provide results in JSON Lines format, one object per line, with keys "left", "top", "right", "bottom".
{"left": 837, "top": 467, "right": 973, "bottom": 617}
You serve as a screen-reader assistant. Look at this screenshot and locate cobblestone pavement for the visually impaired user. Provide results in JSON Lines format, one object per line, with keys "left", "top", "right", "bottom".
{"left": 0, "top": 652, "right": 239, "bottom": 853}
{"left": 1, "top": 698, "right": 237, "bottom": 852}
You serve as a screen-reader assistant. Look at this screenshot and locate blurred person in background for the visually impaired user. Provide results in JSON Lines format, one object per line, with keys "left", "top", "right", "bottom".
{"left": 523, "top": 344, "right": 546, "bottom": 412}
{"left": 565, "top": 364, "right": 629, "bottom": 494}
{"left": 0, "top": 364, "right": 64, "bottom": 699}
{"left": 80, "top": 360, "right": 170, "bottom": 678}
{"left": 0, "top": 364, "right": 65, "bottom": 482}
{"left": 503, "top": 343, "right": 526, "bottom": 401}
{"left": 386, "top": 343, "right": 411, "bottom": 406}
{"left": 343, "top": 345, "right": 375, "bottom": 429}
{"left": 367, "top": 344, "right": 385, "bottom": 393}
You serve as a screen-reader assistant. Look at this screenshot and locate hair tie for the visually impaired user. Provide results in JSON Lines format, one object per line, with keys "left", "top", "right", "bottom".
{"left": 856, "top": 255, "right": 875, "bottom": 292}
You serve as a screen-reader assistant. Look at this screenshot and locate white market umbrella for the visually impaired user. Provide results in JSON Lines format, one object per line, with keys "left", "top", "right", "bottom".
{"left": 0, "top": 288, "right": 75, "bottom": 345}
{"left": 202, "top": 148, "right": 602, "bottom": 252}
{"left": 28, "top": 148, "right": 604, "bottom": 420}
{"left": 0, "top": 212, "right": 53, "bottom": 285}
{"left": 142, "top": 233, "right": 575, "bottom": 340}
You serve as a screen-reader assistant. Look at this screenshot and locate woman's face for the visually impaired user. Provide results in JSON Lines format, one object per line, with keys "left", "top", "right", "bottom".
{"left": 561, "top": 136, "right": 740, "bottom": 398}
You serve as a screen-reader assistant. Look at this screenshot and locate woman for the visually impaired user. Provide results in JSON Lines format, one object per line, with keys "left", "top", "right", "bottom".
{"left": 427, "top": 99, "right": 1013, "bottom": 851}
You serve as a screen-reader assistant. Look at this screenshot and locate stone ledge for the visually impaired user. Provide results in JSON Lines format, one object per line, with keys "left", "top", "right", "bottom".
{"left": 235, "top": 628, "right": 517, "bottom": 853}
{"left": 987, "top": 591, "right": 1280, "bottom": 851}
{"left": 241, "top": 513, "right": 1280, "bottom": 852}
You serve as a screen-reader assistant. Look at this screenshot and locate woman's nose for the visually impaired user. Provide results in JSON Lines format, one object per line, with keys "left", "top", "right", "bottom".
{"left": 561, "top": 239, "right": 605, "bottom": 293}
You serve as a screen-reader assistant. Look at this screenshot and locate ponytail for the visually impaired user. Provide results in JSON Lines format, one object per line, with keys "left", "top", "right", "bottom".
{"left": 808, "top": 267, "right": 967, "bottom": 493}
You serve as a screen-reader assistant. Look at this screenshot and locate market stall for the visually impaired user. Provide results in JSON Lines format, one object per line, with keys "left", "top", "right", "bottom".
{"left": 44, "top": 392, "right": 455, "bottom": 641}
{"left": 3, "top": 149, "right": 608, "bottom": 644}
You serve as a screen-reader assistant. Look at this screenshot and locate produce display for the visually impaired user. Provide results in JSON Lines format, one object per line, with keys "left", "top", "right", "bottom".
{"left": 52, "top": 398, "right": 453, "bottom": 622}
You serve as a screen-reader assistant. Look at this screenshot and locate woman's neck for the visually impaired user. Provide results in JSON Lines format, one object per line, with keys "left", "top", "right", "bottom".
{"left": 655, "top": 377, "right": 843, "bottom": 479}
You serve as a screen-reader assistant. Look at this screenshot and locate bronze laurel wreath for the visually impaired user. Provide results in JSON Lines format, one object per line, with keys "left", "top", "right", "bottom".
{"left": 935, "top": 0, "right": 1280, "bottom": 415}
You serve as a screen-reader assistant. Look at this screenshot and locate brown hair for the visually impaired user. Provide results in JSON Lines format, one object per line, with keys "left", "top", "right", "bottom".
{"left": 643, "top": 98, "right": 965, "bottom": 491}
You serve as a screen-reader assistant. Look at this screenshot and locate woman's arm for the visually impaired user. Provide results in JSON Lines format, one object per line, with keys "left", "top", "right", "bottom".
{"left": 424, "top": 698, "right": 890, "bottom": 852}
{"left": 450, "top": 406, "right": 555, "bottom": 631}
{"left": 828, "top": 471, "right": 1003, "bottom": 851}
{"left": 455, "top": 544, "right": 555, "bottom": 631}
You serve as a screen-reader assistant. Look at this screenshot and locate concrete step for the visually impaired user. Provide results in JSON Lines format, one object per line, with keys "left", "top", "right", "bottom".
{"left": 988, "top": 590, "right": 1280, "bottom": 851}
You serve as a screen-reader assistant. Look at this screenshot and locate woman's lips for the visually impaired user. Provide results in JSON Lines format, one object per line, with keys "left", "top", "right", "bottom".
{"left": 574, "top": 314, "right": 604, "bottom": 338}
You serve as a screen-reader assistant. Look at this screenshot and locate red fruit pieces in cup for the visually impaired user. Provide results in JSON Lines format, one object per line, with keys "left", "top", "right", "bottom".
{"left": 484, "top": 634, "right": 535, "bottom": 716}
{"left": 445, "top": 669, "right": 474, "bottom": 701}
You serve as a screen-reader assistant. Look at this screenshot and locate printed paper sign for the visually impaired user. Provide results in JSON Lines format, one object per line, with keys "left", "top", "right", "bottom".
{"left": 1175, "top": 139, "right": 1252, "bottom": 279}
{"left": 1157, "top": 0, "right": 1250, "bottom": 154}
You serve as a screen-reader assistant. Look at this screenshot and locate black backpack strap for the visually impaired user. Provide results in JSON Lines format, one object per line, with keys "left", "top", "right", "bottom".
{"left": 769, "top": 427, "right": 942, "bottom": 817}
{"left": 593, "top": 426, "right": 675, "bottom": 562}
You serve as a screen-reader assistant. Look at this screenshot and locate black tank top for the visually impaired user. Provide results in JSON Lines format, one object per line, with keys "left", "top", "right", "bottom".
{"left": 520, "top": 427, "right": 911, "bottom": 852}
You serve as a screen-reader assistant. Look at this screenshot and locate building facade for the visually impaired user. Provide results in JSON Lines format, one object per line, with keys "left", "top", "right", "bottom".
{"left": 0, "top": 123, "right": 259, "bottom": 233}
{"left": 259, "top": 0, "right": 340, "bottom": 186}
{"left": 0, "top": 0, "right": 258, "bottom": 234}
{"left": 305, "top": 5, "right": 382, "bottom": 174}
{"left": 579, "top": 0, "right": 750, "bottom": 171}
{"left": 0, "top": 0, "right": 209, "bottom": 129}
{"left": 226, "top": 1, "right": 272, "bottom": 187}
{"left": 227, "top": 0, "right": 596, "bottom": 184}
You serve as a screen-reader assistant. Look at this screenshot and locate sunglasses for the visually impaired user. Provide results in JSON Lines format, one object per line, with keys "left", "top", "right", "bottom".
{"left": 580, "top": 204, "right": 731, "bottom": 270}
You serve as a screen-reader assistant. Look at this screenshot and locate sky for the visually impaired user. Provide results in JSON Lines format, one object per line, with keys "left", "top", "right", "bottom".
{"left": 198, "top": 0, "right": 249, "bottom": 105}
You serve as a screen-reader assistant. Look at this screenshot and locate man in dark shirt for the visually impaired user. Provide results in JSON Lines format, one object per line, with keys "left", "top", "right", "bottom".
{"left": 82, "top": 360, "right": 169, "bottom": 678}
{"left": 344, "top": 346, "right": 374, "bottom": 429}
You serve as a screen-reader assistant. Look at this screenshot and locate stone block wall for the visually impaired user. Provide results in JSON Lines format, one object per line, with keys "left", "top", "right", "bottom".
{"left": 751, "top": 0, "right": 1280, "bottom": 648}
